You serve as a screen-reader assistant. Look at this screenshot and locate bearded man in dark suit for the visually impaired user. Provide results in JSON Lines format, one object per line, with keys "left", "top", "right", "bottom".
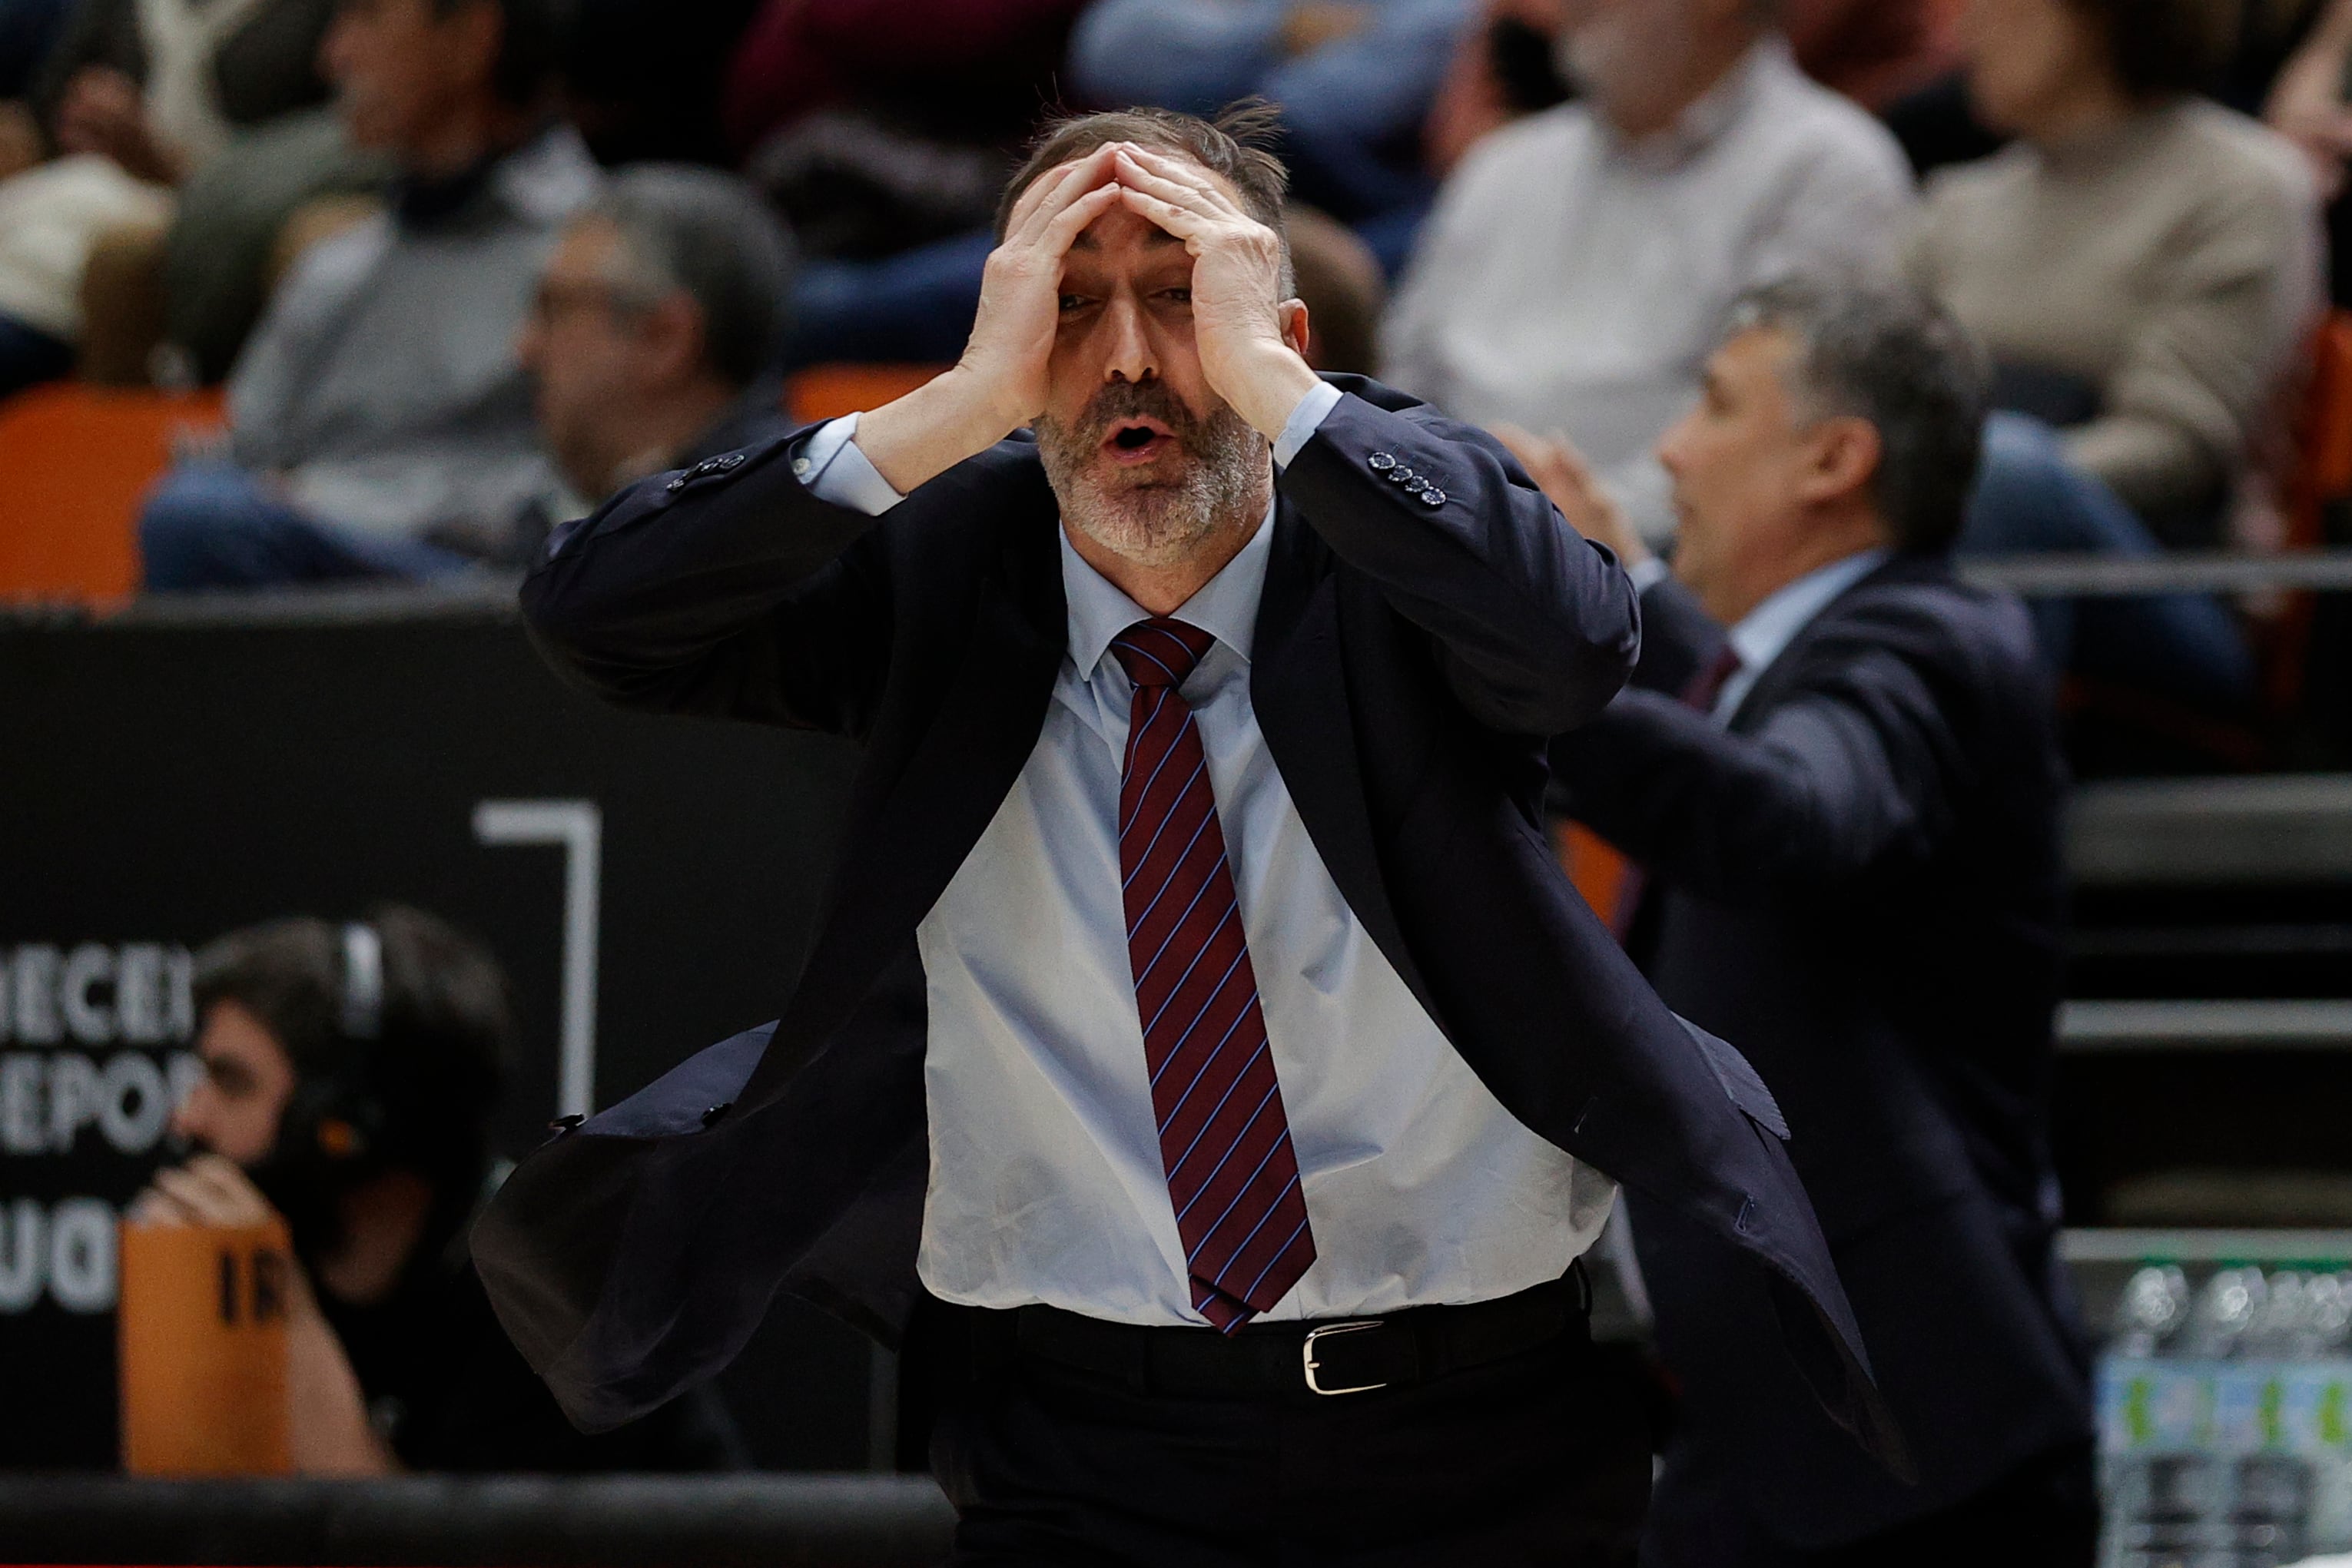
{"left": 474, "top": 107, "right": 1899, "bottom": 1564}
{"left": 1514, "top": 277, "right": 2096, "bottom": 1568}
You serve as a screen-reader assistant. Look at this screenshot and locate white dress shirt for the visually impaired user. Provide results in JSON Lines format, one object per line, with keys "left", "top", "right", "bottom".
{"left": 1380, "top": 37, "right": 1913, "bottom": 543}
{"left": 795, "top": 393, "right": 1613, "bottom": 1326}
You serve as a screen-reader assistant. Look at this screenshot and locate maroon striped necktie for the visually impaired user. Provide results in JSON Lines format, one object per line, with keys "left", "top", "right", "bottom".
{"left": 1113, "top": 617, "right": 1316, "bottom": 1333}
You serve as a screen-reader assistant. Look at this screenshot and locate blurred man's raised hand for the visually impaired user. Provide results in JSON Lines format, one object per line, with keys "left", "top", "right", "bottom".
{"left": 1493, "top": 424, "right": 1652, "bottom": 571}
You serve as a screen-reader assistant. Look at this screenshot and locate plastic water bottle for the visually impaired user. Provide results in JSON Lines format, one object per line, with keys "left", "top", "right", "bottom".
{"left": 2116, "top": 1265, "right": 2191, "bottom": 1357}
{"left": 2190, "top": 1268, "right": 2267, "bottom": 1361}
{"left": 2105, "top": 1265, "right": 2212, "bottom": 1568}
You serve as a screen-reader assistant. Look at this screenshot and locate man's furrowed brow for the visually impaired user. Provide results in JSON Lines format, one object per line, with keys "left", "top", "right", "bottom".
{"left": 1067, "top": 227, "right": 1187, "bottom": 256}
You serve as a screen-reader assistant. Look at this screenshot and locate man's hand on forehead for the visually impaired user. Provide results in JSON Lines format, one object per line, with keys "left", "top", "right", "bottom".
{"left": 846, "top": 138, "right": 1317, "bottom": 493}
{"left": 1005, "top": 142, "right": 1125, "bottom": 248}
{"left": 847, "top": 143, "right": 1129, "bottom": 493}
{"left": 1101, "top": 142, "right": 1319, "bottom": 439}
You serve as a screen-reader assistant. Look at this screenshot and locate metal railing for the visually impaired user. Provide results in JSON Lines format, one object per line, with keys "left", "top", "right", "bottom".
{"left": 0, "top": 1474, "right": 956, "bottom": 1567}
{"left": 2061, "top": 774, "right": 2352, "bottom": 1053}
{"left": 1962, "top": 548, "right": 2352, "bottom": 596}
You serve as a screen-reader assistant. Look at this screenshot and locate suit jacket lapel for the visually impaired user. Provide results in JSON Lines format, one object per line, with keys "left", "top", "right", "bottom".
{"left": 742, "top": 465, "right": 1067, "bottom": 1111}
{"left": 1251, "top": 501, "right": 1442, "bottom": 1024}
{"left": 1726, "top": 553, "right": 1944, "bottom": 734}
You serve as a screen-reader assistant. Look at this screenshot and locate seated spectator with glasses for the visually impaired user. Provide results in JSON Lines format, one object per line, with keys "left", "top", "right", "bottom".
{"left": 136, "top": 0, "right": 597, "bottom": 591}
{"left": 509, "top": 165, "right": 795, "bottom": 559}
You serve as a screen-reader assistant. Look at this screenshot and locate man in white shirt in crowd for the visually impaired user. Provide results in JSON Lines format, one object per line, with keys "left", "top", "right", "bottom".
{"left": 1381, "top": 0, "right": 1913, "bottom": 543}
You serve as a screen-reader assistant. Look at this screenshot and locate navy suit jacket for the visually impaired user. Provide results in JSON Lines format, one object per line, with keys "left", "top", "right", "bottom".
{"left": 1552, "top": 558, "right": 2093, "bottom": 1555}
{"left": 472, "top": 375, "right": 1903, "bottom": 1472}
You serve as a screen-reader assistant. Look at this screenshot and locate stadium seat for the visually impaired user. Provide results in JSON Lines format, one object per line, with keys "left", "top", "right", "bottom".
{"left": 785, "top": 363, "right": 950, "bottom": 424}
{"left": 2287, "top": 309, "right": 2352, "bottom": 550}
{"left": 0, "top": 383, "right": 225, "bottom": 602}
{"left": 2263, "top": 308, "right": 2352, "bottom": 709}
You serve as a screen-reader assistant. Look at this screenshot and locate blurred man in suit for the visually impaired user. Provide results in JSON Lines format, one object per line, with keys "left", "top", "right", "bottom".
{"left": 1511, "top": 276, "right": 2097, "bottom": 1566}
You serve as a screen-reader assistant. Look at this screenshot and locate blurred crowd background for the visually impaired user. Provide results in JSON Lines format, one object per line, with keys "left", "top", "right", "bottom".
{"left": 12, "top": 0, "right": 2352, "bottom": 1560}
{"left": 0, "top": 0, "right": 2350, "bottom": 759}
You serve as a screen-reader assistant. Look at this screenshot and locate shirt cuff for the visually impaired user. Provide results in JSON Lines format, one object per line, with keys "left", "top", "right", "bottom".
{"left": 795, "top": 412, "right": 906, "bottom": 516}
{"left": 1627, "top": 556, "right": 1670, "bottom": 594}
{"left": 1272, "top": 381, "right": 1343, "bottom": 471}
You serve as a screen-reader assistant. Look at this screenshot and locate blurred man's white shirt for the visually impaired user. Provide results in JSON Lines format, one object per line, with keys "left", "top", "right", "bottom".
{"left": 1381, "top": 36, "right": 1913, "bottom": 543}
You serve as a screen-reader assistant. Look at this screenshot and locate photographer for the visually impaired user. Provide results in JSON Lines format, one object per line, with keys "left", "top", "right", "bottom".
{"left": 130, "top": 905, "right": 742, "bottom": 1473}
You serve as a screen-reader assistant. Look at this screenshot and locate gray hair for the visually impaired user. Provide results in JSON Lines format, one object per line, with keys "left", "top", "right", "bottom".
{"left": 580, "top": 165, "right": 796, "bottom": 389}
{"left": 1725, "top": 273, "right": 1989, "bottom": 552}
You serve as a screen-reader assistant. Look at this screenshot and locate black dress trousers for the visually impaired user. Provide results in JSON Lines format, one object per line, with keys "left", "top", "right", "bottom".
{"left": 913, "top": 1299, "right": 1654, "bottom": 1568}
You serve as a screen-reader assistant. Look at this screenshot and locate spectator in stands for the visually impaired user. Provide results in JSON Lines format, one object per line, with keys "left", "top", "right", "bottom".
{"left": 1905, "top": 0, "right": 2320, "bottom": 709}
{"left": 556, "top": 0, "right": 761, "bottom": 166}
{"left": 1380, "top": 0, "right": 1914, "bottom": 543}
{"left": 129, "top": 907, "right": 744, "bottom": 1470}
{"left": 0, "top": 0, "right": 342, "bottom": 394}
{"left": 1784, "top": 0, "right": 1963, "bottom": 112}
{"left": 1067, "top": 0, "right": 1476, "bottom": 223}
{"left": 2267, "top": 0, "right": 2352, "bottom": 304}
{"left": 1914, "top": 0, "right": 2321, "bottom": 546}
{"left": 1535, "top": 276, "right": 2096, "bottom": 1567}
{"left": 517, "top": 167, "right": 795, "bottom": 534}
{"left": 137, "top": 0, "right": 596, "bottom": 590}
{"left": 722, "top": 0, "right": 1080, "bottom": 164}
{"left": 1416, "top": 4, "right": 1574, "bottom": 214}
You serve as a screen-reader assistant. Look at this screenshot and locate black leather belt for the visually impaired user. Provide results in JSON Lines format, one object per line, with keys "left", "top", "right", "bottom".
{"left": 968, "top": 1268, "right": 1589, "bottom": 1401}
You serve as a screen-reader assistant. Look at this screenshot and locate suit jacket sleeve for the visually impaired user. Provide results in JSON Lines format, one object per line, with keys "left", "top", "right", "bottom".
{"left": 519, "top": 427, "right": 893, "bottom": 738}
{"left": 1279, "top": 383, "right": 1641, "bottom": 736}
{"left": 1552, "top": 595, "right": 1962, "bottom": 900}
{"left": 1624, "top": 575, "right": 1727, "bottom": 700}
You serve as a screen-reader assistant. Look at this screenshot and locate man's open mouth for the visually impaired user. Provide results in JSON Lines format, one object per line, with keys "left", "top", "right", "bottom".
{"left": 1101, "top": 417, "right": 1178, "bottom": 466}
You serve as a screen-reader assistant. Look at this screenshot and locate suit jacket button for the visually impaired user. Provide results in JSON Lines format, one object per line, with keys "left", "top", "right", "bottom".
{"left": 1368, "top": 452, "right": 1395, "bottom": 471}
{"left": 665, "top": 475, "right": 687, "bottom": 492}
{"left": 1421, "top": 488, "right": 1446, "bottom": 506}
{"left": 1387, "top": 466, "right": 1415, "bottom": 484}
{"left": 713, "top": 453, "right": 745, "bottom": 471}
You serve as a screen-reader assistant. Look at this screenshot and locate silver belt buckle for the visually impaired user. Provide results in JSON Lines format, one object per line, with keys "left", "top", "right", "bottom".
{"left": 1302, "top": 1319, "right": 1387, "bottom": 1395}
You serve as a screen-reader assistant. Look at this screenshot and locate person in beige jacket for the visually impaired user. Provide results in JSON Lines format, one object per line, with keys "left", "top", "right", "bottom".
{"left": 1910, "top": 0, "right": 2322, "bottom": 546}
{"left": 1893, "top": 0, "right": 2322, "bottom": 712}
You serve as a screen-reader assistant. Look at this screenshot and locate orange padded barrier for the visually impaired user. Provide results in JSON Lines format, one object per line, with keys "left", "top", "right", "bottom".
{"left": 2258, "top": 310, "right": 2352, "bottom": 711}
{"left": 785, "top": 363, "right": 949, "bottom": 424}
{"left": 0, "top": 383, "right": 224, "bottom": 602}
{"left": 118, "top": 1218, "right": 293, "bottom": 1477}
{"left": 2288, "top": 310, "right": 2352, "bottom": 549}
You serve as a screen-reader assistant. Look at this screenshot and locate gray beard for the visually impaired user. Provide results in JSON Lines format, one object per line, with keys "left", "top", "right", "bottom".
{"left": 1037, "top": 390, "right": 1268, "bottom": 569}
